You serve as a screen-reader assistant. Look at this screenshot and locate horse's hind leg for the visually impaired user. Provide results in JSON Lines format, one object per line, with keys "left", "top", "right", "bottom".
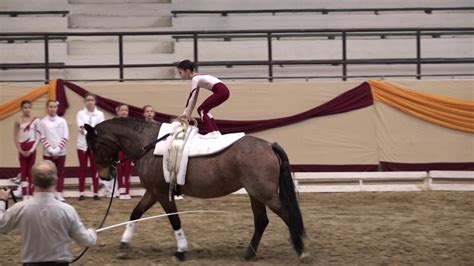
{"left": 118, "top": 190, "right": 157, "bottom": 259}
{"left": 156, "top": 194, "right": 188, "bottom": 261}
{"left": 264, "top": 196, "right": 309, "bottom": 261}
{"left": 244, "top": 196, "right": 269, "bottom": 261}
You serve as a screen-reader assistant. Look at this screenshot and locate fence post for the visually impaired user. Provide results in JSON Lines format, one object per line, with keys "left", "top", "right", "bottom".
{"left": 267, "top": 32, "right": 273, "bottom": 82}
{"left": 44, "top": 35, "right": 50, "bottom": 84}
{"left": 118, "top": 34, "right": 124, "bottom": 82}
{"left": 193, "top": 33, "right": 198, "bottom": 71}
{"left": 416, "top": 30, "right": 421, "bottom": 80}
{"left": 342, "top": 31, "right": 347, "bottom": 81}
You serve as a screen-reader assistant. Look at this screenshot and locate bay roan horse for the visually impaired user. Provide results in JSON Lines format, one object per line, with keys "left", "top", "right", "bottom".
{"left": 85, "top": 117, "right": 307, "bottom": 261}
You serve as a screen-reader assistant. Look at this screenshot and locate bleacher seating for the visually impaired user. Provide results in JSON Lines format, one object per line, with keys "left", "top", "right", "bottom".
{"left": 0, "top": 0, "right": 473, "bottom": 81}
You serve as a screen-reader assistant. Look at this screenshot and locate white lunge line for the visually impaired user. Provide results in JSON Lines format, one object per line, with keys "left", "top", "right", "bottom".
{"left": 96, "top": 210, "right": 234, "bottom": 233}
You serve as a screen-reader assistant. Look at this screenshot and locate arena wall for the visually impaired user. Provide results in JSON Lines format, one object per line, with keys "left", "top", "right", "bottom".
{"left": 1, "top": 79, "right": 472, "bottom": 176}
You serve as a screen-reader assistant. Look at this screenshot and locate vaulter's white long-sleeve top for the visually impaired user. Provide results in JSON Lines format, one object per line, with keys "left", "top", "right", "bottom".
{"left": 183, "top": 74, "right": 222, "bottom": 117}
{"left": 39, "top": 115, "right": 69, "bottom": 156}
{"left": 76, "top": 107, "right": 104, "bottom": 151}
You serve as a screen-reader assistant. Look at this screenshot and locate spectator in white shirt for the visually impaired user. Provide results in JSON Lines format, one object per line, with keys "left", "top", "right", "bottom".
{"left": 0, "top": 160, "right": 97, "bottom": 265}
{"left": 39, "top": 100, "right": 69, "bottom": 202}
{"left": 76, "top": 93, "right": 104, "bottom": 201}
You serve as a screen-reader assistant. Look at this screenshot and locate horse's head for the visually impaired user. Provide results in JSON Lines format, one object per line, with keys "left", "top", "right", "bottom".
{"left": 85, "top": 123, "right": 120, "bottom": 181}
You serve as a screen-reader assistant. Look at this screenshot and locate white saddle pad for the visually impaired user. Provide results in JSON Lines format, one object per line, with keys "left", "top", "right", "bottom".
{"left": 153, "top": 122, "right": 245, "bottom": 185}
{"left": 153, "top": 122, "right": 245, "bottom": 157}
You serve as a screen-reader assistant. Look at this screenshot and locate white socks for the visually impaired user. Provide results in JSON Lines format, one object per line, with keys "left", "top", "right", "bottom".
{"left": 174, "top": 229, "right": 188, "bottom": 252}
{"left": 121, "top": 222, "right": 137, "bottom": 243}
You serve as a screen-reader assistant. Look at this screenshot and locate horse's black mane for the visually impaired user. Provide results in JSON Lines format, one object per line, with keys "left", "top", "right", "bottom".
{"left": 97, "top": 117, "right": 161, "bottom": 132}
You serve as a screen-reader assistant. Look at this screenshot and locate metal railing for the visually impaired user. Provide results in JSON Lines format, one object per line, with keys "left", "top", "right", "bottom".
{"left": 0, "top": 11, "right": 69, "bottom": 17}
{"left": 171, "top": 6, "right": 474, "bottom": 16}
{"left": 0, "top": 27, "right": 473, "bottom": 83}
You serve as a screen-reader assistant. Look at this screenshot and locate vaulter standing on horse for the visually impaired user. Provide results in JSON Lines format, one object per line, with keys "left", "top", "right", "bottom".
{"left": 177, "top": 60, "right": 230, "bottom": 138}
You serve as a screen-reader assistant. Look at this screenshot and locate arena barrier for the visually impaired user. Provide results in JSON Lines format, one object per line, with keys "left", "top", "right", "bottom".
{"left": 46, "top": 171, "right": 474, "bottom": 198}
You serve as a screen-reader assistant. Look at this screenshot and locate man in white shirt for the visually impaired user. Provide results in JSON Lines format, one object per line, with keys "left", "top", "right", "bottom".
{"left": 0, "top": 160, "right": 97, "bottom": 265}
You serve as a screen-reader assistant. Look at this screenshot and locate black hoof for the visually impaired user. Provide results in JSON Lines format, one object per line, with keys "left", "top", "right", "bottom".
{"left": 117, "top": 242, "right": 131, "bottom": 260}
{"left": 244, "top": 247, "right": 257, "bottom": 261}
{"left": 173, "top": 251, "right": 186, "bottom": 261}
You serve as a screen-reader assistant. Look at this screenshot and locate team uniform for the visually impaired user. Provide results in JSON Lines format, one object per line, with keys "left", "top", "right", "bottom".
{"left": 39, "top": 115, "right": 69, "bottom": 199}
{"left": 76, "top": 107, "right": 105, "bottom": 198}
{"left": 17, "top": 118, "right": 40, "bottom": 197}
{"left": 0, "top": 192, "right": 96, "bottom": 264}
{"left": 183, "top": 74, "right": 230, "bottom": 133}
{"left": 117, "top": 151, "right": 132, "bottom": 199}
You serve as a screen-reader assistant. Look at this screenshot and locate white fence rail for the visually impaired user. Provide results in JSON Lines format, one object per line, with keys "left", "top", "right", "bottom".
{"left": 2, "top": 171, "right": 472, "bottom": 198}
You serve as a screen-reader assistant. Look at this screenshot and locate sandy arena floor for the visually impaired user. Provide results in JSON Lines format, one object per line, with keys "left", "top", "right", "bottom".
{"left": 1, "top": 191, "right": 473, "bottom": 265}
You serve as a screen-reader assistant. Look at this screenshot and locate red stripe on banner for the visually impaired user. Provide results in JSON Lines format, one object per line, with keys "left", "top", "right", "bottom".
{"left": 291, "top": 164, "right": 379, "bottom": 172}
{"left": 380, "top": 161, "right": 474, "bottom": 171}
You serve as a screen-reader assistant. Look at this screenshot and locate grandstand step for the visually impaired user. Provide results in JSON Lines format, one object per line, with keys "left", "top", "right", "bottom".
{"left": 172, "top": 0, "right": 474, "bottom": 10}
{"left": 66, "top": 53, "right": 176, "bottom": 64}
{"left": 69, "top": 3, "right": 171, "bottom": 16}
{"left": 68, "top": 39, "right": 173, "bottom": 55}
{"left": 0, "top": 0, "right": 68, "bottom": 11}
{"left": 70, "top": 0, "right": 170, "bottom": 4}
{"left": 175, "top": 38, "right": 474, "bottom": 61}
{"left": 1, "top": 43, "right": 67, "bottom": 63}
{"left": 69, "top": 14, "right": 171, "bottom": 29}
{"left": 0, "top": 17, "right": 67, "bottom": 32}
{"left": 172, "top": 13, "right": 473, "bottom": 30}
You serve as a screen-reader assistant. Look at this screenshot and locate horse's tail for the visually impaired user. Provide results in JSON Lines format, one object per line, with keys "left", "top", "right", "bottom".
{"left": 272, "top": 142, "right": 305, "bottom": 255}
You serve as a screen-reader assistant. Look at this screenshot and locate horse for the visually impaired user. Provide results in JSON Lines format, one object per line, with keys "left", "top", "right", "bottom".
{"left": 85, "top": 117, "right": 307, "bottom": 261}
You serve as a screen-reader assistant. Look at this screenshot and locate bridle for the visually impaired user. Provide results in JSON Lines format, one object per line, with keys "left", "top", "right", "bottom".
{"left": 71, "top": 132, "right": 171, "bottom": 263}
{"left": 95, "top": 132, "right": 171, "bottom": 167}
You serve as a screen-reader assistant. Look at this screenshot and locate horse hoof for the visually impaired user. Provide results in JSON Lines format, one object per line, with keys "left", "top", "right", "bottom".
{"left": 243, "top": 248, "right": 257, "bottom": 261}
{"left": 299, "top": 252, "right": 311, "bottom": 264}
{"left": 117, "top": 242, "right": 131, "bottom": 260}
{"left": 119, "top": 242, "right": 130, "bottom": 251}
{"left": 173, "top": 251, "right": 186, "bottom": 262}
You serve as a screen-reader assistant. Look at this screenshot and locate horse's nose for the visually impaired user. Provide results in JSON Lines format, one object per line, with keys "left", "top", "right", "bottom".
{"left": 99, "top": 175, "right": 111, "bottom": 181}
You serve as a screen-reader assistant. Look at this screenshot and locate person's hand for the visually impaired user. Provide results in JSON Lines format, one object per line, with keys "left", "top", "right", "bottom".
{"left": 19, "top": 150, "right": 28, "bottom": 157}
{"left": 178, "top": 114, "right": 188, "bottom": 121}
{"left": 0, "top": 189, "right": 10, "bottom": 201}
{"left": 48, "top": 147, "right": 60, "bottom": 156}
{"left": 24, "top": 150, "right": 31, "bottom": 157}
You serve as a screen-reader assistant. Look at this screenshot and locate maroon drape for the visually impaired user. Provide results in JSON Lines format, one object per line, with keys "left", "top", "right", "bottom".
{"left": 56, "top": 80, "right": 373, "bottom": 134}
{"left": 215, "top": 82, "right": 373, "bottom": 133}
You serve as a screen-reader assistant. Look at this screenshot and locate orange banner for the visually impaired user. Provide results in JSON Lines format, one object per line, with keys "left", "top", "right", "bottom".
{"left": 369, "top": 80, "right": 474, "bottom": 133}
{"left": 0, "top": 79, "right": 57, "bottom": 120}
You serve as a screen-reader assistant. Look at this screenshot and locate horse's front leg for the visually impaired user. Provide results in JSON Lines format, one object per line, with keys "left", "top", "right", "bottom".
{"left": 157, "top": 194, "right": 188, "bottom": 261}
{"left": 117, "top": 190, "right": 157, "bottom": 259}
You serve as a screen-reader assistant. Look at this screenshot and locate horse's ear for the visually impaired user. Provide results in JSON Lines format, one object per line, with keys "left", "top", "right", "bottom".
{"left": 84, "top": 124, "right": 95, "bottom": 139}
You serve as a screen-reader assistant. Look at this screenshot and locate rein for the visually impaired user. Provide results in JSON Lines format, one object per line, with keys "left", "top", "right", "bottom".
{"left": 95, "top": 133, "right": 171, "bottom": 166}
{"left": 72, "top": 132, "right": 171, "bottom": 264}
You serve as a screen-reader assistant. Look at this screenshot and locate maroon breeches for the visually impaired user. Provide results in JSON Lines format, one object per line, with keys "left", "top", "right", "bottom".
{"left": 197, "top": 82, "right": 230, "bottom": 132}
{"left": 19, "top": 141, "right": 36, "bottom": 195}
{"left": 77, "top": 148, "right": 99, "bottom": 193}
{"left": 117, "top": 151, "right": 131, "bottom": 194}
{"left": 43, "top": 155, "right": 66, "bottom": 192}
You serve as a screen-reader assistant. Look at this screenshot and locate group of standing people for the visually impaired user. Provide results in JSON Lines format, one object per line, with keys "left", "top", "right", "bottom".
{"left": 14, "top": 96, "right": 161, "bottom": 202}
